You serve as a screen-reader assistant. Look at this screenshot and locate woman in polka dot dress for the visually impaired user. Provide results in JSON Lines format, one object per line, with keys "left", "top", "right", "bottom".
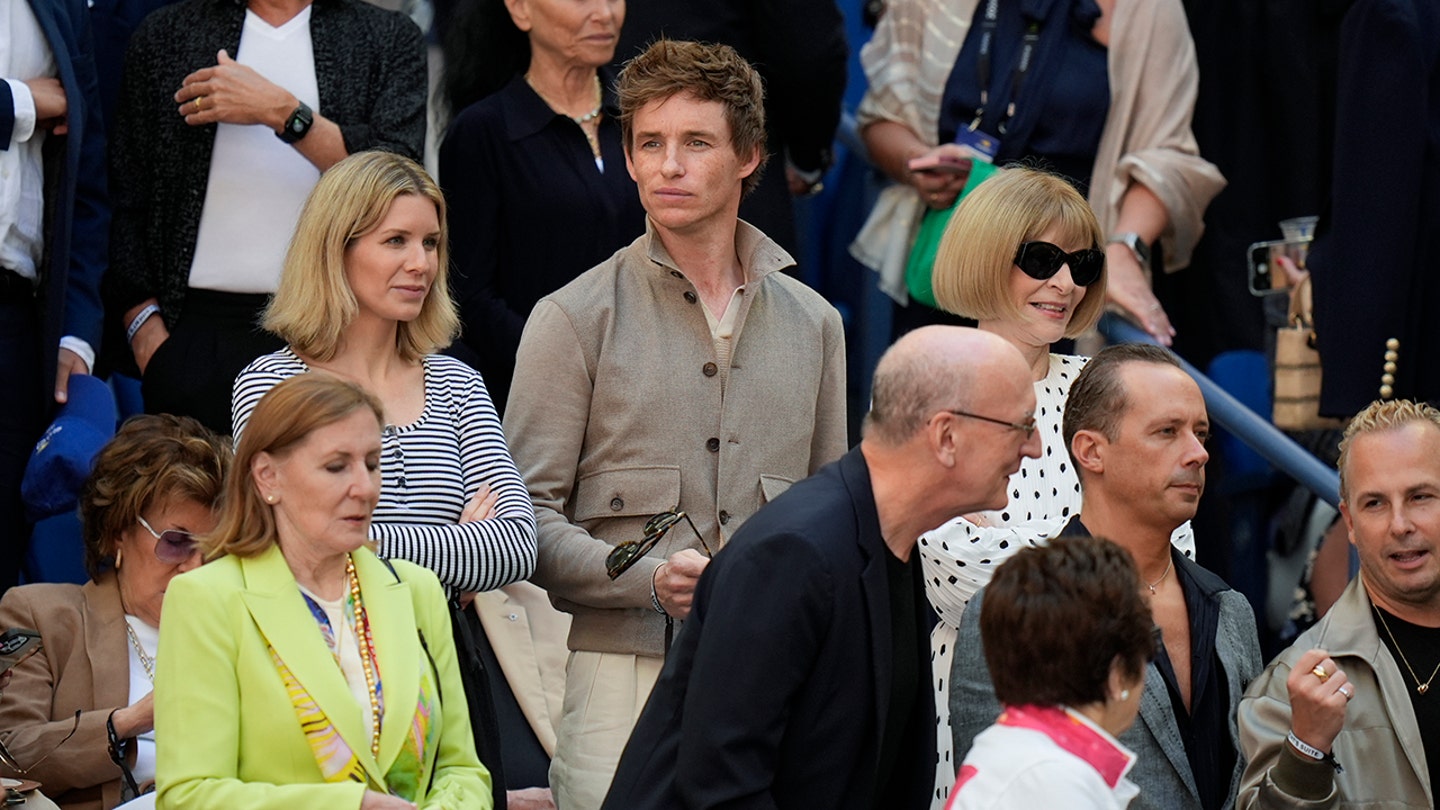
{"left": 918, "top": 168, "right": 1194, "bottom": 808}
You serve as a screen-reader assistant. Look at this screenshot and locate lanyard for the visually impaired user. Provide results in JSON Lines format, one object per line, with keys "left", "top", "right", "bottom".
{"left": 970, "top": 0, "right": 1042, "bottom": 135}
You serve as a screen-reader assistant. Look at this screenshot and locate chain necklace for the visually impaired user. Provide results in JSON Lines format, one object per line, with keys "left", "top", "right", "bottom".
{"left": 525, "top": 73, "right": 602, "bottom": 125}
{"left": 125, "top": 621, "right": 155, "bottom": 682}
{"left": 348, "top": 556, "right": 383, "bottom": 758}
{"left": 525, "top": 73, "right": 604, "bottom": 159}
{"left": 1145, "top": 556, "right": 1174, "bottom": 595}
{"left": 1373, "top": 605, "right": 1440, "bottom": 695}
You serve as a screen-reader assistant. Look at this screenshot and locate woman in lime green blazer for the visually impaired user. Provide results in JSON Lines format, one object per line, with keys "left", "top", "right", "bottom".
{"left": 153, "top": 375, "right": 492, "bottom": 810}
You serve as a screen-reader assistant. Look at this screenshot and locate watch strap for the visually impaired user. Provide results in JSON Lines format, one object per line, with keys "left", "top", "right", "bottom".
{"left": 277, "top": 101, "right": 314, "bottom": 144}
{"left": 1108, "top": 232, "right": 1152, "bottom": 268}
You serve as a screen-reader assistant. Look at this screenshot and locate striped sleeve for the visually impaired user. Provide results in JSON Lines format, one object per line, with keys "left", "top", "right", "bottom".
{"left": 231, "top": 350, "right": 308, "bottom": 440}
{"left": 368, "top": 356, "right": 537, "bottom": 593}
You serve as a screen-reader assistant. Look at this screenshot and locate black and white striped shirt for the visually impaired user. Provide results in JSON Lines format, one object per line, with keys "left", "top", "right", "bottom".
{"left": 233, "top": 348, "right": 537, "bottom": 593}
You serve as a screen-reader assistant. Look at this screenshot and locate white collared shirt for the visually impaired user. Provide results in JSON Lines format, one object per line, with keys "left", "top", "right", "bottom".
{"left": 2, "top": 2, "right": 94, "bottom": 372}
{"left": 1, "top": 0, "right": 54, "bottom": 282}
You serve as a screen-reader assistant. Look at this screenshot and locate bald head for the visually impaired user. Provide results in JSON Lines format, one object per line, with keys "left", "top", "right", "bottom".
{"left": 864, "top": 326, "right": 1031, "bottom": 446}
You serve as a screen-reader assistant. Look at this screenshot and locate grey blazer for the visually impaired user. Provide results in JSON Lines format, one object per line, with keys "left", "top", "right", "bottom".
{"left": 950, "top": 552, "right": 1263, "bottom": 810}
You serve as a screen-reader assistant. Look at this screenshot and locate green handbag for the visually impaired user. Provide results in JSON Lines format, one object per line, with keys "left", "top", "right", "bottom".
{"left": 904, "top": 160, "right": 1000, "bottom": 308}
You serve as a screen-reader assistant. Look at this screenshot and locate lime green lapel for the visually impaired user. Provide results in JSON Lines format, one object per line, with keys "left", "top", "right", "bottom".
{"left": 237, "top": 546, "right": 385, "bottom": 784}
{"left": 352, "top": 549, "right": 423, "bottom": 775}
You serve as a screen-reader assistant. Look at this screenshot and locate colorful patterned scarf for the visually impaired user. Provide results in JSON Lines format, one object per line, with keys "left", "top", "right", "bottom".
{"left": 265, "top": 594, "right": 442, "bottom": 800}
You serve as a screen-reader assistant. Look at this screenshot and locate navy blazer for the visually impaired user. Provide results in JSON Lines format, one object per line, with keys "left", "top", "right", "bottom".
{"left": 1309, "top": 0, "right": 1440, "bottom": 414}
{"left": 602, "top": 447, "right": 936, "bottom": 810}
{"left": 6, "top": 0, "right": 108, "bottom": 398}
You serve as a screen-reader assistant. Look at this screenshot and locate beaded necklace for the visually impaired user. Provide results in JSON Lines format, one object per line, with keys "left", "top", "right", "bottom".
{"left": 348, "top": 557, "right": 382, "bottom": 759}
{"left": 300, "top": 557, "right": 383, "bottom": 759}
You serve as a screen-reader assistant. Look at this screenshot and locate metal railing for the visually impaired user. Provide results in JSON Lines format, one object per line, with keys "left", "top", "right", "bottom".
{"left": 1099, "top": 314, "right": 1340, "bottom": 507}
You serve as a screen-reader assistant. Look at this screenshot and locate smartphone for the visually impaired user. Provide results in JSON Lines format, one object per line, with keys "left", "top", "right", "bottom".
{"left": 907, "top": 153, "right": 972, "bottom": 175}
{"left": 0, "top": 629, "right": 41, "bottom": 675}
{"left": 1247, "top": 238, "right": 1312, "bottom": 296}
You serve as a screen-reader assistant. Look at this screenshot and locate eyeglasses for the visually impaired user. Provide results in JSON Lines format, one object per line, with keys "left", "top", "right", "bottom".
{"left": 605, "top": 510, "right": 713, "bottom": 580}
{"left": 1014, "top": 241, "right": 1105, "bottom": 287}
{"left": 137, "top": 515, "right": 199, "bottom": 564}
{"left": 946, "top": 409, "right": 1037, "bottom": 440}
{"left": 0, "top": 709, "right": 79, "bottom": 776}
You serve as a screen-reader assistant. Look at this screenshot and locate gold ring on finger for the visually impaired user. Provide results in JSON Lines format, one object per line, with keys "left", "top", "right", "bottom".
{"left": 196, "top": 95, "right": 207, "bottom": 111}
{"left": 1311, "top": 664, "right": 1330, "bottom": 682}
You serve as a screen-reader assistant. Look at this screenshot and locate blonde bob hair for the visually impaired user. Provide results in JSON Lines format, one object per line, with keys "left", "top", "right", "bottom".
{"left": 931, "top": 167, "right": 1107, "bottom": 338}
{"left": 263, "top": 150, "right": 460, "bottom": 363}
{"left": 204, "top": 374, "right": 385, "bottom": 560}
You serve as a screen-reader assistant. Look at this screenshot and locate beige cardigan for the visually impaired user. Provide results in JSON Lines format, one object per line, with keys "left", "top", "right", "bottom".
{"left": 504, "top": 221, "right": 848, "bottom": 657}
{"left": 852, "top": 0, "right": 1225, "bottom": 302}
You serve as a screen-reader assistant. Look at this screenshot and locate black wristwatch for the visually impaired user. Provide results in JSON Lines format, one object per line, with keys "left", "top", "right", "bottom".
{"left": 276, "top": 101, "right": 314, "bottom": 144}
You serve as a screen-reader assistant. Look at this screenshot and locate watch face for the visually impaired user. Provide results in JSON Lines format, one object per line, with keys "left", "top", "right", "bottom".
{"left": 292, "top": 120, "right": 306, "bottom": 134}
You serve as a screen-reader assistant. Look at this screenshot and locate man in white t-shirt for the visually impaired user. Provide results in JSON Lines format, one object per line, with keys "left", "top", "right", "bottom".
{"left": 105, "top": 0, "right": 427, "bottom": 434}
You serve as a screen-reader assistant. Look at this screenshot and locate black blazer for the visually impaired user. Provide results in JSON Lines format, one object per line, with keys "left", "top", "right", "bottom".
{"left": 602, "top": 448, "right": 936, "bottom": 810}
{"left": 1309, "top": 0, "right": 1440, "bottom": 414}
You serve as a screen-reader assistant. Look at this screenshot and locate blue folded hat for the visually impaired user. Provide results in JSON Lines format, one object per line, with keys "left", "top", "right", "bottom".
{"left": 22, "top": 375, "right": 118, "bottom": 522}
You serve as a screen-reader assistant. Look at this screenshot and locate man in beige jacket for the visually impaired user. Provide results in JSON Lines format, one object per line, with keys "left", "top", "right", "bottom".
{"left": 503, "top": 40, "right": 847, "bottom": 810}
{"left": 1238, "top": 399, "right": 1440, "bottom": 808}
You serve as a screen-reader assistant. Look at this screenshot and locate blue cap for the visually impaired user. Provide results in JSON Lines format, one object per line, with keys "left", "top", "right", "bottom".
{"left": 22, "top": 375, "right": 118, "bottom": 522}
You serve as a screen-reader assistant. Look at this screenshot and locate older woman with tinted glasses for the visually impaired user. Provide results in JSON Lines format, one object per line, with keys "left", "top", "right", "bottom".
{"left": 0, "top": 415, "right": 229, "bottom": 810}
{"left": 915, "top": 167, "right": 1194, "bottom": 805}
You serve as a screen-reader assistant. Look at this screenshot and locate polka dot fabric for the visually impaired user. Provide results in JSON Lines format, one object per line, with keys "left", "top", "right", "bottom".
{"left": 918, "top": 354, "right": 1196, "bottom": 807}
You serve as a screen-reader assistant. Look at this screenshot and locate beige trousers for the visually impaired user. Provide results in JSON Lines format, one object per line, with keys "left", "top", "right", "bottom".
{"left": 549, "top": 651, "right": 663, "bottom": 810}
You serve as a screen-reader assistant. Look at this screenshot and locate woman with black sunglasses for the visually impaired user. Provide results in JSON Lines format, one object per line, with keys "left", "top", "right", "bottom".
{"left": 0, "top": 415, "right": 229, "bottom": 809}
{"left": 914, "top": 167, "right": 1196, "bottom": 807}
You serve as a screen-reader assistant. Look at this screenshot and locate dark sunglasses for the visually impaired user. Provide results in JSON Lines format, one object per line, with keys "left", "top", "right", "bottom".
{"left": 137, "top": 516, "right": 199, "bottom": 564}
{"left": 1013, "top": 241, "right": 1105, "bottom": 287}
{"left": 605, "top": 510, "right": 713, "bottom": 580}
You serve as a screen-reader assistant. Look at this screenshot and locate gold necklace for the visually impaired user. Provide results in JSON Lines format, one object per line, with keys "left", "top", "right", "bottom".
{"left": 1374, "top": 605, "right": 1440, "bottom": 695}
{"left": 125, "top": 621, "right": 155, "bottom": 682}
{"left": 348, "top": 556, "right": 382, "bottom": 757}
{"left": 1145, "top": 556, "right": 1174, "bottom": 595}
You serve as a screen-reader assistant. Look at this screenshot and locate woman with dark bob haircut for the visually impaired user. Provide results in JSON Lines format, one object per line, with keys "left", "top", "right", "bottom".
{"left": 950, "top": 537, "right": 1155, "bottom": 808}
{"left": 0, "top": 415, "right": 229, "bottom": 809}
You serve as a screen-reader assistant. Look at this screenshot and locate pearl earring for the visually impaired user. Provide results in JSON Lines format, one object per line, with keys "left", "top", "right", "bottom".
{"left": 265, "top": 494, "right": 276, "bottom": 504}
{"left": 1119, "top": 689, "right": 1131, "bottom": 701}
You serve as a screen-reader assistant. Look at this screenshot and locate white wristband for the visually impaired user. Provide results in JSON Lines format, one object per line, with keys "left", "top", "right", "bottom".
{"left": 126, "top": 304, "right": 161, "bottom": 344}
{"left": 1287, "top": 730, "right": 1326, "bottom": 761}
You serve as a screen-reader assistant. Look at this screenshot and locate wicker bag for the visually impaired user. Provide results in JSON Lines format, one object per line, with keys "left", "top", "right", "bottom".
{"left": 1273, "top": 276, "right": 1345, "bottom": 430}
